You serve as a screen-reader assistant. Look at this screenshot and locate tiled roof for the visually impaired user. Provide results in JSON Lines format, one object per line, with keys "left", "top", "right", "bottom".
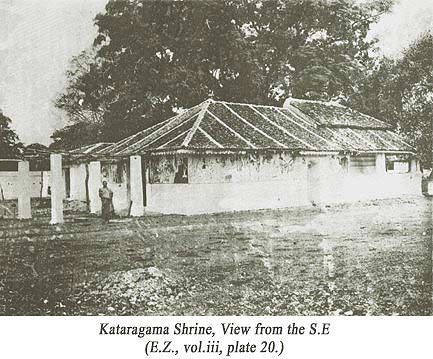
{"left": 98, "top": 99, "right": 415, "bottom": 156}
{"left": 287, "top": 99, "right": 392, "bottom": 130}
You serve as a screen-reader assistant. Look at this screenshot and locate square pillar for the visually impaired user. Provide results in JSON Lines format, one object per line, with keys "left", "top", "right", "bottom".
{"left": 427, "top": 180, "right": 433, "bottom": 195}
{"left": 376, "top": 153, "right": 386, "bottom": 174}
{"left": 17, "top": 161, "right": 32, "bottom": 219}
{"left": 410, "top": 157, "right": 418, "bottom": 174}
{"left": 50, "top": 154, "right": 64, "bottom": 224}
{"left": 88, "top": 161, "right": 102, "bottom": 214}
{"left": 129, "top": 155, "right": 144, "bottom": 216}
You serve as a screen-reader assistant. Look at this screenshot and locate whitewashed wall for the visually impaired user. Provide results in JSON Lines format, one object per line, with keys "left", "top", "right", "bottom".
{"left": 146, "top": 153, "right": 309, "bottom": 215}
{"left": 68, "top": 161, "right": 130, "bottom": 214}
{"left": 29, "top": 153, "right": 420, "bottom": 215}
{"left": 101, "top": 161, "right": 129, "bottom": 214}
{"left": 69, "top": 164, "right": 87, "bottom": 201}
{"left": 0, "top": 170, "right": 57, "bottom": 200}
{"left": 145, "top": 153, "right": 422, "bottom": 215}
{"left": 306, "top": 154, "right": 421, "bottom": 205}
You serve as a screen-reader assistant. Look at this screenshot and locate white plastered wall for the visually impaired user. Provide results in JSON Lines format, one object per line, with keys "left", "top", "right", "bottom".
{"left": 101, "top": 161, "right": 129, "bottom": 215}
{"left": 145, "top": 152, "right": 422, "bottom": 215}
{"left": 306, "top": 153, "right": 422, "bottom": 205}
{"left": 0, "top": 169, "right": 57, "bottom": 199}
{"left": 69, "top": 163, "right": 87, "bottom": 201}
{"left": 67, "top": 160, "right": 130, "bottom": 215}
{"left": 146, "top": 153, "right": 309, "bottom": 215}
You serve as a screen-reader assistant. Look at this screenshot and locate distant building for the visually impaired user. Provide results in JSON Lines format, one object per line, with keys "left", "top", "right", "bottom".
{"left": 65, "top": 98, "right": 421, "bottom": 215}
{"left": 0, "top": 144, "right": 53, "bottom": 200}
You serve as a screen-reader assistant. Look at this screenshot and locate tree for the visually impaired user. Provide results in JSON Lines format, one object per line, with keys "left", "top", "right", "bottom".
{"left": 54, "top": 0, "right": 392, "bottom": 147}
{"left": 0, "top": 109, "right": 23, "bottom": 159}
{"left": 50, "top": 122, "right": 103, "bottom": 151}
{"left": 348, "top": 31, "right": 433, "bottom": 168}
{"left": 53, "top": 50, "right": 107, "bottom": 148}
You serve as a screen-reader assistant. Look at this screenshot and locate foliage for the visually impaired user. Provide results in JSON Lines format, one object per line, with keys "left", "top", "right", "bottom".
{"left": 348, "top": 31, "right": 433, "bottom": 167}
{"left": 50, "top": 122, "right": 103, "bottom": 151}
{"left": 54, "top": 0, "right": 391, "bottom": 148}
{"left": 0, "top": 109, "right": 23, "bottom": 159}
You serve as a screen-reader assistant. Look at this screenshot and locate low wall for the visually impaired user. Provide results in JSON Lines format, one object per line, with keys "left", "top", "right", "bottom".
{"left": 146, "top": 154, "right": 308, "bottom": 215}
{"left": 146, "top": 179, "right": 309, "bottom": 215}
{"left": 0, "top": 171, "right": 52, "bottom": 200}
{"left": 144, "top": 153, "right": 422, "bottom": 215}
{"left": 306, "top": 155, "right": 422, "bottom": 205}
{"left": 334, "top": 172, "right": 422, "bottom": 203}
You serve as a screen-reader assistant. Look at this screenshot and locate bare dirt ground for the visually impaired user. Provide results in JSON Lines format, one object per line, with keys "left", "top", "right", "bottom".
{"left": 0, "top": 196, "right": 431, "bottom": 316}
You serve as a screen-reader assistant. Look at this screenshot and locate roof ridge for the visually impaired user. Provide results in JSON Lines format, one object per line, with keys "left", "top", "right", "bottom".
{"left": 212, "top": 99, "right": 283, "bottom": 110}
{"left": 105, "top": 100, "right": 211, "bottom": 154}
{"left": 210, "top": 98, "right": 340, "bottom": 110}
{"left": 284, "top": 97, "right": 346, "bottom": 108}
{"left": 189, "top": 98, "right": 392, "bottom": 130}
{"left": 110, "top": 102, "right": 207, "bottom": 155}
{"left": 181, "top": 101, "right": 210, "bottom": 147}
{"left": 116, "top": 111, "right": 200, "bottom": 155}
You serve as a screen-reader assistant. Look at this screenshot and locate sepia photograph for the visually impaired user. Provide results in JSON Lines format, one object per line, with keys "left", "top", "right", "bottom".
{"left": 0, "top": 0, "right": 432, "bottom": 316}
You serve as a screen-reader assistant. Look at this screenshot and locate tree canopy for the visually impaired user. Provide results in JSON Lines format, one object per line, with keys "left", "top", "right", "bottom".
{"left": 348, "top": 31, "right": 433, "bottom": 167}
{"left": 0, "top": 109, "right": 23, "bottom": 159}
{"left": 54, "top": 0, "right": 391, "bottom": 149}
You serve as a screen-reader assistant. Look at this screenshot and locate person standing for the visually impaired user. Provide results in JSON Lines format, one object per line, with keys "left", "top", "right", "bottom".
{"left": 99, "top": 181, "right": 113, "bottom": 223}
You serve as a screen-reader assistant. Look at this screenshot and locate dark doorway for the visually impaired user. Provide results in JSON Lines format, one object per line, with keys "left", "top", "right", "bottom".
{"left": 64, "top": 167, "right": 71, "bottom": 198}
{"left": 141, "top": 157, "right": 147, "bottom": 207}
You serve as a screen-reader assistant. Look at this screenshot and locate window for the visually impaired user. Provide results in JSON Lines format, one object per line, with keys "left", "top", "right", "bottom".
{"left": 101, "top": 162, "right": 124, "bottom": 183}
{"left": 349, "top": 155, "right": 376, "bottom": 174}
{"left": 29, "top": 159, "right": 50, "bottom": 172}
{"left": 339, "top": 156, "right": 349, "bottom": 172}
{"left": 174, "top": 161, "right": 188, "bottom": 184}
{"left": 113, "top": 161, "right": 124, "bottom": 183}
{"left": 0, "top": 161, "right": 18, "bottom": 172}
{"left": 386, "top": 154, "right": 410, "bottom": 173}
{"left": 101, "top": 163, "right": 109, "bottom": 178}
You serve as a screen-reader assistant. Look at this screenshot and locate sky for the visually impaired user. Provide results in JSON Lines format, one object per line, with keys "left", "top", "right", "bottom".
{"left": 0, "top": 0, "right": 432, "bottom": 146}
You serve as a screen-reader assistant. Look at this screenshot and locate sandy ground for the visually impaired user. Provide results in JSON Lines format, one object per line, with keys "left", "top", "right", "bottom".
{"left": 0, "top": 196, "right": 431, "bottom": 315}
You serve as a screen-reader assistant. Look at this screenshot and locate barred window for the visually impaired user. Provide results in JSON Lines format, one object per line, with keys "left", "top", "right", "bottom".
{"left": 101, "top": 161, "right": 124, "bottom": 183}
{"left": 386, "top": 154, "right": 410, "bottom": 173}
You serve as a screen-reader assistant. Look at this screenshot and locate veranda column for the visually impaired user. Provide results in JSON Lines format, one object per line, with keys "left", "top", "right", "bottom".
{"left": 50, "top": 154, "right": 64, "bottom": 224}
{"left": 17, "top": 160, "right": 32, "bottom": 219}
{"left": 410, "top": 157, "right": 418, "bottom": 174}
{"left": 88, "top": 161, "right": 102, "bottom": 214}
{"left": 129, "top": 155, "right": 144, "bottom": 217}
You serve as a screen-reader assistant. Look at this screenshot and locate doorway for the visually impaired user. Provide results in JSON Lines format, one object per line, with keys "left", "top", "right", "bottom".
{"left": 141, "top": 157, "right": 147, "bottom": 207}
{"left": 64, "top": 167, "right": 71, "bottom": 199}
